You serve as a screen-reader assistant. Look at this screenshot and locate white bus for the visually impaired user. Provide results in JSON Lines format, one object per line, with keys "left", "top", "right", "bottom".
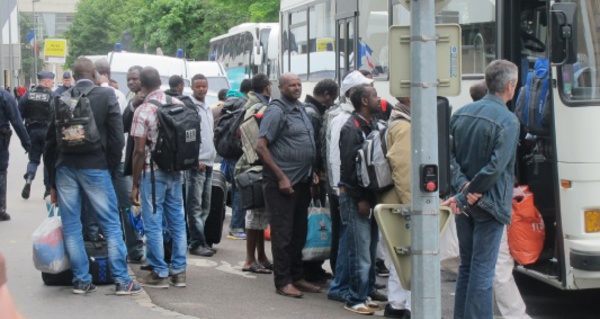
{"left": 209, "top": 23, "right": 279, "bottom": 90}
{"left": 280, "top": 0, "right": 600, "bottom": 291}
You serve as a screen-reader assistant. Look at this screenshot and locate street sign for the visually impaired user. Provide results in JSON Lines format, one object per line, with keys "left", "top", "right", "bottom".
{"left": 389, "top": 24, "right": 462, "bottom": 97}
{"left": 397, "top": 0, "right": 454, "bottom": 14}
{"left": 44, "top": 39, "right": 67, "bottom": 64}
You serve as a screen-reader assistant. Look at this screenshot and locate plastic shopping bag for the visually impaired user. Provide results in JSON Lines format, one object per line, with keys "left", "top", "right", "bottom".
{"left": 507, "top": 186, "right": 545, "bottom": 265}
{"left": 440, "top": 214, "right": 460, "bottom": 274}
{"left": 32, "top": 205, "right": 71, "bottom": 274}
{"left": 128, "top": 206, "right": 144, "bottom": 237}
{"left": 302, "top": 201, "right": 332, "bottom": 261}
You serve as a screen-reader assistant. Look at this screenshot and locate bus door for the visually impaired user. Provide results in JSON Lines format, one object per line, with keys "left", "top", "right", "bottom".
{"left": 502, "top": 0, "right": 568, "bottom": 287}
{"left": 335, "top": 0, "right": 358, "bottom": 86}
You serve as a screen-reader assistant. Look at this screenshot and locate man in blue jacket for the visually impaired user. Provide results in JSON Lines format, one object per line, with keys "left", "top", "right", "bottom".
{"left": 443, "top": 60, "right": 520, "bottom": 319}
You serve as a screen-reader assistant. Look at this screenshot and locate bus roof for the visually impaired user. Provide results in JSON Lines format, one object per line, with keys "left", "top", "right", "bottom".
{"left": 209, "top": 23, "right": 278, "bottom": 43}
{"left": 280, "top": 0, "right": 314, "bottom": 11}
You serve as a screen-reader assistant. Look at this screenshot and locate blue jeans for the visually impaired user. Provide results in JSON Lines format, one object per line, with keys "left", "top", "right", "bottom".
{"left": 141, "top": 169, "right": 187, "bottom": 278}
{"left": 454, "top": 207, "right": 504, "bottom": 319}
{"left": 222, "top": 160, "right": 245, "bottom": 233}
{"left": 186, "top": 166, "right": 212, "bottom": 249}
{"left": 113, "top": 163, "right": 144, "bottom": 260}
{"left": 56, "top": 167, "right": 131, "bottom": 285}
{"left": 328, "top": 208, "right": 349, "bottom": 298}
{"left": 341, "top": 193, "right": 379, "bottom": 307}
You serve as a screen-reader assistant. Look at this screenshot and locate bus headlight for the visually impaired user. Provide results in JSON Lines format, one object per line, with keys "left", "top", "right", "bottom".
{"left": 584, "top": 210, "right": 600, "bottom": 233}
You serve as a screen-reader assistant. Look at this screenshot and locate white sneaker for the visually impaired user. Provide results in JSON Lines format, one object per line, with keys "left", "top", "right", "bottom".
{"left": 365, "top": 297, "right": 380, "bottom": 309}
{"left": 344, "top": 303, "right": 375, "bottom": 315}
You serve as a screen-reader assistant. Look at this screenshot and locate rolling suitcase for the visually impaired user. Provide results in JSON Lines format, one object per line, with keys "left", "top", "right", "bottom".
{"left": 204, "top": 169, "right": 227, "bottom": 246}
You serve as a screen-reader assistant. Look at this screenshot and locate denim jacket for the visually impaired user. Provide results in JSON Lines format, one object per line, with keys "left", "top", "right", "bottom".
{"left": 450, "top": 94, "right": 520, "bottom": 225}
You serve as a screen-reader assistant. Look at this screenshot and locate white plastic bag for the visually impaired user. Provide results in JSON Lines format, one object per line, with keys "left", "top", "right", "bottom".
{"left": 32, "top": 206, "right": 70, "bottom": 274}
{"left": 440, "top": 214, "right": 460, "bottom": 274}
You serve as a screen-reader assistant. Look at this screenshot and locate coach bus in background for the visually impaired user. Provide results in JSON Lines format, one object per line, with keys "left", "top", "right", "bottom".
{"left": 209, "top": 23, "right": 279, "bottom": 90}
{"left": 280, "top": 0, "right": 600, "bottom": 291}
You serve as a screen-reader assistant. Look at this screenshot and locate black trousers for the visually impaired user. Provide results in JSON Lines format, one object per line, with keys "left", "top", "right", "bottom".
{"left": 264, "top": 177, "right": 311, "bottom": 288}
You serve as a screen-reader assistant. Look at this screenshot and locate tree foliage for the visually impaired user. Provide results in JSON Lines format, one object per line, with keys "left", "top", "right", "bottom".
{"left": 65, "top": 0, "right": 280, "bottom": 64}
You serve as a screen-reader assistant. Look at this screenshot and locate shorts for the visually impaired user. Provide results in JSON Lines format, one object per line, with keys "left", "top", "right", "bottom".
{"left": 245, "top": 208, "right": 269, "bottom": 230}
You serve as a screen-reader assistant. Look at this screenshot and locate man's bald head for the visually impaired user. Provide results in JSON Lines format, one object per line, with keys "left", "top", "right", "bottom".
{"left": 73, "top": 57, "right": 97, "bottom": 81}
{"left": 278, "top": 72, "right": 302, "bottom": 102}
{"left": 94, "top": 59, "right": 111, "bottom": 79}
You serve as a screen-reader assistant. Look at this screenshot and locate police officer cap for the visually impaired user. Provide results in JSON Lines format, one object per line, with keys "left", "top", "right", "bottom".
{"left": 37, "top": 71, "right": 55, "bottom": 80}
{"left": 63, "top": 71, "right": 71, "bottom": 79}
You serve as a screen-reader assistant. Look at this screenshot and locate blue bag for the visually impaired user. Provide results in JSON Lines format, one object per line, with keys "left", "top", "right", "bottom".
{"left": 515, "top": 58, "right": 552, "bottom": 136}
{"left": 302, "top": 201, "right": 332, "bottom": 261}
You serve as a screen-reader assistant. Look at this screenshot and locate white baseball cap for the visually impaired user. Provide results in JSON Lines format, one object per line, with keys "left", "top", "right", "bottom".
{"left": 340, "top": 70, "right": 374, "bottom": 96}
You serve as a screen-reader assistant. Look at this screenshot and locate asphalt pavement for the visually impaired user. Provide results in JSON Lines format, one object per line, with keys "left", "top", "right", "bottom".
{"left": 2, "top": 137, "right": 600, "bottom": 319}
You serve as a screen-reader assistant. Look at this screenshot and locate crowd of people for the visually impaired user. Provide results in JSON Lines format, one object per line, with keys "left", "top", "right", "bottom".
{"left": 0, "top": 57, "right": 533, "bottom": 319}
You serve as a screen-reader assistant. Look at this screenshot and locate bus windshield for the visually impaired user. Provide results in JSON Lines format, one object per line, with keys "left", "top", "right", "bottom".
{"left": 559, "top": 0, "right": 600, "bottom": 103}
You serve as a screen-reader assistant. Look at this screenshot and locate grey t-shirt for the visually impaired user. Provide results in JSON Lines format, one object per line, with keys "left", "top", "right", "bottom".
{"left": 259, "top": 97, "right": 315, "bottom": 186}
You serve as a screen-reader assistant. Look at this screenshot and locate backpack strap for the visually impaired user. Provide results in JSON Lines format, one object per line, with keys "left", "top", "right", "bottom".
{"left": 70, "top": 85, "right": 95, "bottom": 99}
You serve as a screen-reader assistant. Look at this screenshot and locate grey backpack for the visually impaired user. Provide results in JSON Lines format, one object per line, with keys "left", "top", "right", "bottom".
{"left": 356, "top": 120, "right": 394, "bottom": 193}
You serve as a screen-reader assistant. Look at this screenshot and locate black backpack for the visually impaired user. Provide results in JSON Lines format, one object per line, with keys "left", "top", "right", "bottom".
{"left": 214, "top": 98, "right": 247, "bottom": 160}
{"left": 148, "top": 96, "right": 201, "bottom": 172}
{"left": 54, "top": 86, "right": 102, "bottom": 154}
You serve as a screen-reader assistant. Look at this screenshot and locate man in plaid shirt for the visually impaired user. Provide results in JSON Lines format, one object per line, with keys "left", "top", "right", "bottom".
{"left": 130, "top": 67, "right": 188, "bottom": 289}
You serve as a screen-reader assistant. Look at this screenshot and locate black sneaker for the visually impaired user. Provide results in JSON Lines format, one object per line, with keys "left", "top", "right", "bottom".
{"left": 115, "top": 281, "right": 143, "bottom": 295}
{"left": 376, "top": 259, "right": 390, "bottom": 277}
{"left": 190, "top": 245, "right": 214, "bottom": 257}
{"left": 21, "top": 182, "right": 31, "bottom": 199}
{"left": 73, "top": 281, "right": 97, "bottom": 294}
{"left": 169, "top": 272, "right": 186, "bottom": 287}
{"left": 384, "top": 304, "right": 409, "bottom": 318}
{"left": 369, "top": 290, "right": 388, "bottom": 302}
{"left": 375, "top": 282, "right": 386, "bottom": 290}
{"left": 140, "top": 271, "right": 169, "bottom": 288}
{"left": 0, "top": 212, "right": 10, "bottom": 222}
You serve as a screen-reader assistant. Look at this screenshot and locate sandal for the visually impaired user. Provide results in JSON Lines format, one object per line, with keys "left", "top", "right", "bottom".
{"left": 261, "top": 260, "right": 274, "bottom": 271}
{"left": 242, "top": 263, "right": 272, "bottom": 274}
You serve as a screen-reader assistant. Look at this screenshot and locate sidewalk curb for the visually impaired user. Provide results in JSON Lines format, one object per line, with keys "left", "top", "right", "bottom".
{"left": 128, "top": 266, "right": 201, "bottom": 319}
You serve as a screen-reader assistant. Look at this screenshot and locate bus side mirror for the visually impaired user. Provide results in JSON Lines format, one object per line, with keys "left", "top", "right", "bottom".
{"left": 437, "top": 97, "right": 452, "bottom": 198}
{"left": 551, "top": 3, "right": 578, "bottom": 65}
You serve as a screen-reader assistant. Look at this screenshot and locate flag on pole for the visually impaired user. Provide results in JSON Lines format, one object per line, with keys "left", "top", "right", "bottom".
{"left": 27, "top": 29, "right": 35, "bottom": 45}
{"left": 358, "top": 40, "right": 375, "bottom": 71}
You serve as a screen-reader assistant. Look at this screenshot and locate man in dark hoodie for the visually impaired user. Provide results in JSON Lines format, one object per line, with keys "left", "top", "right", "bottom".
{"left": 256, "top": 72, "right": 319, "bottom": 298}
{"left": 338, "top": 84, "right": 383, "bottom": 315}
{"left": 303, "top": 79, "right": 339, "bottom": 283}
{"left": 164, "top": 75, "right": 184, "bottom": 97}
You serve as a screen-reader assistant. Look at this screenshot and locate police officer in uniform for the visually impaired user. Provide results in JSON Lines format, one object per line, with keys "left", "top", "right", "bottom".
{"left": 54, "top": 71, "right": 72, "bottom": 95}
{"left": 0, "top": 89, "right": 31, "bottom": 221}
{"left": 18, "top": 71, "right": 55, "bottom": 199}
